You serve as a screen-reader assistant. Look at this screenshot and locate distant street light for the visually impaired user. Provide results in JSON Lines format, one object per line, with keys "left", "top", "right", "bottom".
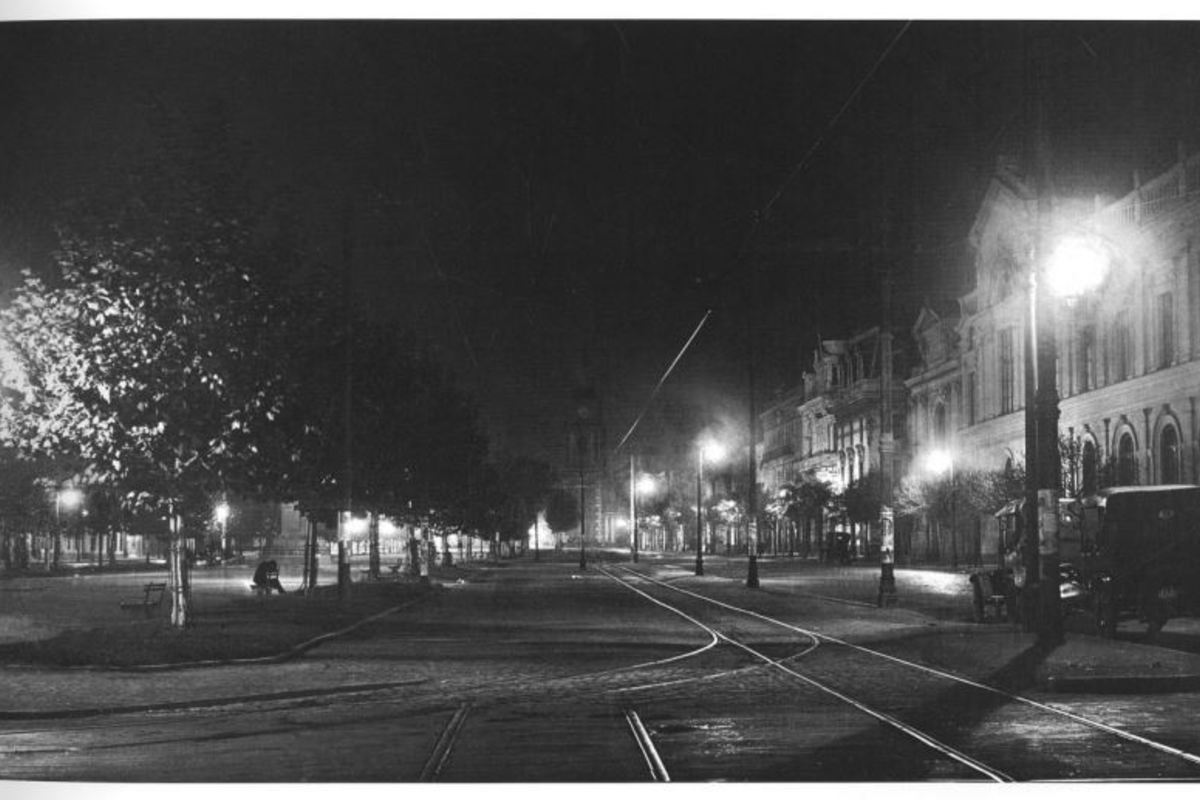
{"left": 926, "top": 449, "right": 958, "bottom": 569}
{"left": 214, "top": 500, "right": 231, "bottom": 558}
{"left": 634, "top": 473, "right": 658, "bottom": 557}
{"left": 695, "top": 439, "right": 726, "bottom": 576}
{"left": 53, "top": 487, "right": 83, "bottom": 570}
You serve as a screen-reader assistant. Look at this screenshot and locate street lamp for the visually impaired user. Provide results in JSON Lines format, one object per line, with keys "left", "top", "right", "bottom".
{"left": 214, "top": 500, "right": 231, "bottom": 559}
{"left": 926, "top": 449, "right": 957, "bottom": 570}
{"left": 695, "top": 439, "right": 725, "bottom": 576}
{"left": 634, "top": 473, "right": 657, "bottom": 558}
{"left": 54, "top": 487, "right": 83, "bottom": 570}
{"left": 1027, "top": 226, "right": 1111, "bottom": 646}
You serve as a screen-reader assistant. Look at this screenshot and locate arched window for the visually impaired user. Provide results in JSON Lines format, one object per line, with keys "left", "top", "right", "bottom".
{"left": 1081, "top": 439, "right": 1098, "bottom": 496}
{"left": 1117, "top": 432, "right": 1138, "bottom": 486}
{"left": 1161, "top": 425, "right": 1181, "bottom": 484}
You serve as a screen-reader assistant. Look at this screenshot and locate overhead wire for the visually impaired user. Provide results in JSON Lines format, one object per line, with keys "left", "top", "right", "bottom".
{"left": 614, "top": 22, "right": 913, "bottom": 450}
{"left": 614, "top": 309, "right": 712, "bottom": 453}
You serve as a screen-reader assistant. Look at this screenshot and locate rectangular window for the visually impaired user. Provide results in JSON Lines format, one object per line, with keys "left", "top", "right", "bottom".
{"left": 999, "top": 328, "right": 1015, "bottom": 414}
{"left": 1158, "top": 291, "right": 1174, "bottom": 369}
{"left": 1078, "top": 324, "right": 1095, "bottom": 393}
{"left": 1114, "top": 310, "right": 1131, "bottom": 381}
{"left": 965, "top": 372, "right": 977, "bottom": 426}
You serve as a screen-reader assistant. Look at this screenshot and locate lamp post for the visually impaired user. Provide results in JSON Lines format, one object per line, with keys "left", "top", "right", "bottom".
{"left": 54, "top": 487, "right": 82, "bottom": 570}
{"left": 628, "top": 453, "right": 637, "bottom": 564}
{"left": 634, "top": 472, "right": 657, "bottom": 558}
{"left": 215, "top": 500, "right": 231, "bottom": 560}
{"left": 695, "top": 440, "right": 725, "bottom": 576}
{"left": 1027, "top": 231, "right": 1111, "bottom": 645}
{"left": 579, "top": 458, "right": 587, "bottom": 571}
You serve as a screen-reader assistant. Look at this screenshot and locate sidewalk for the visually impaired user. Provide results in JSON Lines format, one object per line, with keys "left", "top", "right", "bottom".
{"left": 653, "top": 553, "right": 1200, "bottom": 694}
{"left": 3, "top": 554, "right": 1200, "bottom": 721}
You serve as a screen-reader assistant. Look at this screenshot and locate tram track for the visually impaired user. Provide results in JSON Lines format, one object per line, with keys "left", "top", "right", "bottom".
{"left": 605, "top": 564, "right": 1200, "bottom": 781}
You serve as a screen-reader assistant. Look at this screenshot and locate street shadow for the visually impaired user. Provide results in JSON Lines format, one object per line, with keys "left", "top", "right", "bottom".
{"left": 760, "top": 638, "right": 1057, "bottom": 781}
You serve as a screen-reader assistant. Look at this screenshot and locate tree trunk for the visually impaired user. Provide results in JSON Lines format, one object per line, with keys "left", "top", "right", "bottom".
{"left": 169, "top": 534, "right": 189, "bottom": 628}
{"left": 368, "top": 512, "right": 380, "bottom": 580}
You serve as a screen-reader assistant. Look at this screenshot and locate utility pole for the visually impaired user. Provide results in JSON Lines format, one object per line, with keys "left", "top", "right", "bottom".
{"left": 1019, "top": 26, "right": 1063, "bottom": 644}
{"left": 746, "top": 252, "right": 760, "bottom": 589}
{"left": 878, "top": 259, "right": 898, "bottom": 606}
{"left": 630, "top": 453, "right": 638, "bottom": 563}
{"left": 579, "top": 458, "right": 587, "bottom": 570}
{"left": 338, "top": 201, "right": 353, "bottom": 602}
{"left": 1031, "top": 28, "right": 1063, "bottom": 646}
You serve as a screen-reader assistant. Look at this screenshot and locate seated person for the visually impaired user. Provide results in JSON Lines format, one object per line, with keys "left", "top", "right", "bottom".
{"left": 252, "top": 559, "right": 286, "bottom": 594}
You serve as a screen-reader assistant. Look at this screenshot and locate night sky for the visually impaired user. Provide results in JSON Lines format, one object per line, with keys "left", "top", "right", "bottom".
{"left": 3, "top": 18, "right": 1200, "bottom": 469}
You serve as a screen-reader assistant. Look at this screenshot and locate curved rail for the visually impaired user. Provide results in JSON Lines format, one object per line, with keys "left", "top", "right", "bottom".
{"left": 616, "top": 564, "right": 1200, "bottom": 772}
{"left": 603, "top": 565, "right": 1011, "bottom": 782}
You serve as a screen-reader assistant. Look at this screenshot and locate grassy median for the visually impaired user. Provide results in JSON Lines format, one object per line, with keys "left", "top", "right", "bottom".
{"left": 0, "top": 581, "right": 435, "bottom": 668}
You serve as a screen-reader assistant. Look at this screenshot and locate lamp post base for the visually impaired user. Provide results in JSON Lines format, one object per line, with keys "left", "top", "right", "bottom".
{"left": 878, "top": 564, "right": 898, "bottom": 607}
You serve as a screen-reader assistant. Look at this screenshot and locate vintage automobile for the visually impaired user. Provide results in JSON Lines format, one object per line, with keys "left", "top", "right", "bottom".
{"left": 973, "top": 497, "right": 1088, "bottom": 623}
{"left": 1076, "top": 485, "right": 1200, "bottom": 637}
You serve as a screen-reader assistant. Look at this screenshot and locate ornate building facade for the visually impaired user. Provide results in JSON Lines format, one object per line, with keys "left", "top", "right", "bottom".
{"left": 905, "top": 149, "right": 1200, "bottom": 562}
{"left": 759, "top": 327, "right": 906, "bottom": 558}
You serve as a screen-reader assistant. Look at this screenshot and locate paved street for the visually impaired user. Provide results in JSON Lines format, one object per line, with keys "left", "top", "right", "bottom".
{"left": 4, "top": 553, "right": 1200, "bottom": 781}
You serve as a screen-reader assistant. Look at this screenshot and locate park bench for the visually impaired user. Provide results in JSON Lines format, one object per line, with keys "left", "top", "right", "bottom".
{"left": 969, "top": 569, "right": 1015, "bottom": 623}
{"left": 120, "top": 582, "right": 167, "bottom": 617}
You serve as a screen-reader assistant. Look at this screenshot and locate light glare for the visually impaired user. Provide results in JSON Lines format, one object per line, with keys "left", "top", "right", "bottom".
{"left": 700, "top": 439, "right": 726, "bottom": 463}
{"left": 59, "top": 488, "right": 83, "bottom": 509}
{"left": 926, "top": 449, "right": 953, "bottom": 476}
{"left": 1046, "top": 236, "right": 1109, "bottom": 298}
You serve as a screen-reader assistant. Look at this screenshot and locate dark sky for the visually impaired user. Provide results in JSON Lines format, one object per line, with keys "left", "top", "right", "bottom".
{"left": 3, "top": 19, "right": 1200, "bottom": 470}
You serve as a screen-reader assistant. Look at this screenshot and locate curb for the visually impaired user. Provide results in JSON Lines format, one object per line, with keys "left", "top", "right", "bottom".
{"left": 1041, "top": 673, "right": 1200, "bottom": 694}
{"left": 119, "top": 597, "right": 425, "bottom": 672}
{"left": 0, "top": 595, "right": 430, "bottom": 718}
{"left": 0, "top": 678, "right": 430, "bottom": 721}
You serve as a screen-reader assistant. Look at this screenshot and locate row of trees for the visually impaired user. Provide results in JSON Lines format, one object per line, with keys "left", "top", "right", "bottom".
{"left": 0, "top": 145, "right": 556, "bottom": 626}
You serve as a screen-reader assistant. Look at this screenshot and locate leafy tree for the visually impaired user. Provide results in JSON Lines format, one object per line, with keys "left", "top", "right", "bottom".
{"left": 495, "top": 456, "right": 554, "bottom": 552}
{"left": 842, "top": 471, "right": 884, "bottom": 526}
{"left": 544, "top": 488, "right": 579, "bottom": 538}
{"left": 0, "top": 448, "right": 53, "bottom": 570}
{"left": 0, "top": 165, "right": 290, "bottom": 626}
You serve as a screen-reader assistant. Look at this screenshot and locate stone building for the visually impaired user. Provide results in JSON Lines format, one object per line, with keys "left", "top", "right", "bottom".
{"left": 759, "top": 326, "right": 906, "bottom": 558}
{"left": 904, "top": 148, "right": 1200, "bottom": 563}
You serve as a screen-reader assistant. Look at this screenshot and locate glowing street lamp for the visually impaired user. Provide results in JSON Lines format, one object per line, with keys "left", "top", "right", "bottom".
{"left": 1045, "top": 235, "right": 1111, "bottom": 300}
{"left": 633, "top": 473, "right": 658, "bottom": 557}
{"left": 1026, "top": 226, "right": 1111, "bottom": 645}
{"left": 695, "top": 439, "right": 726, "bottom": 576}
{"left": 53, "top": 487, "right": 83, "bottom": 570}
{"left": 926, "top": 448, "right": 958, "bottom": 569}
{"left": 214, "top": 500, "right": 231, "bottom": 558}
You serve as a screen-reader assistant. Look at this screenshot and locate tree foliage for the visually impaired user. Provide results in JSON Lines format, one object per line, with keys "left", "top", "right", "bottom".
{"left": 896, "top": 462, "right": 1026, "bottom": 526}
{"left": 544, "top": 487, "right": 579, "bottom": 534}
{"left": 494, "top": 456, "right": 555, "bottom": 543}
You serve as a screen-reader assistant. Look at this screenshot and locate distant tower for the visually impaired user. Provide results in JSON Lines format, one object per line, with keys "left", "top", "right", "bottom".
{"left": 567, "top": 382, "right": 606, "bottom": 546}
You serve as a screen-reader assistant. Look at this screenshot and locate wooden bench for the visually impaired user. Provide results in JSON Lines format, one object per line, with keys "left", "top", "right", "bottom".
{"left": 970, "top": 570, "right": 1014, "bottom": 622}
{"left": 120, "top": 582, "right": 167, "bottom": 617}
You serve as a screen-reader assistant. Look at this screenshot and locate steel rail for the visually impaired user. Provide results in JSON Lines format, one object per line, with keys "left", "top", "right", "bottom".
{"left": 625, "top": 710, "right": 671, "bottom": 781}
{"left": 619, "top": 565, "right": 1200, "bottom": 771}
{"left": 605, "top": 566, "right": 1010, "bottom": 782}
{"left": 418, "top": 702, "right": 472, "bottom": 782}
